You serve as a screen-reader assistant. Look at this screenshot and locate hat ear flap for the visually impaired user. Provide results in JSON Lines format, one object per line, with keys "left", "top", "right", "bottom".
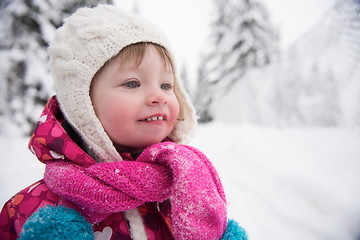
{"left": 169, "top": 77, "right": 197, "bottom": 144}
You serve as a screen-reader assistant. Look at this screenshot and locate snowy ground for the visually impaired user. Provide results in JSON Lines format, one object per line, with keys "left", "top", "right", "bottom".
{"left": 1, "top": 123, "right": 360, "bottom": 240}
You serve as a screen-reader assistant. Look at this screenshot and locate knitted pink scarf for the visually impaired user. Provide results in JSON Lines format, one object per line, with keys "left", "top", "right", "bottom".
{"left": 44, "top": 142, "right": 227, "bottom": 240}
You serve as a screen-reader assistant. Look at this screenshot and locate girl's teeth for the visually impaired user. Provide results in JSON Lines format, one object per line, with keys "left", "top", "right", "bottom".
{"left": 145, "top": 116, "right": 164, "bottom": 121}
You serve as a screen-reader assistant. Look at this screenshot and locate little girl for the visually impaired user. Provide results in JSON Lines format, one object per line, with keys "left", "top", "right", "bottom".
{"left": 0, "top": 4, "right": 247, "bottom": 240}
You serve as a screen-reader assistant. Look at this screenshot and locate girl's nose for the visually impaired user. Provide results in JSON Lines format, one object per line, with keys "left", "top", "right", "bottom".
{"left": 146, "top": 88, "right": 167, "bottom": 105}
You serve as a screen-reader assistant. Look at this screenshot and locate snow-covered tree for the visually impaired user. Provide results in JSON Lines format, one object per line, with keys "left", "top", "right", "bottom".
{"left": 0, "top": 0, "right": 112, "bottom": 135}
{"left": 277, "top": 0, "right": 360, "bottom": 127}
{"left": 194, "top": 0, "right": 278, "bottom": 122}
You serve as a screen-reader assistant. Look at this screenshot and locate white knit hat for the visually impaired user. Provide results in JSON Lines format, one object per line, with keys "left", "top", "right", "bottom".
{"left": 48, "top": 4, "right": 197, "bottom": 163}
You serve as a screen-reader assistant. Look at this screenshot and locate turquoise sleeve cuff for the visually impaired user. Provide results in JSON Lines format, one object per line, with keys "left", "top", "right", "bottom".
{"left": 221, "top": 219, "right": 248, "bottom": 240}
{"left": 19, "top": 205, "right": 94, "bottom": 240}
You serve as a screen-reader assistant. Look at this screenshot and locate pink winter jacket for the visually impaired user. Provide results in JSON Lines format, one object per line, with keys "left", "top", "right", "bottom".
{"left": 0, "top": 97, "right": 173, "bottom": 240}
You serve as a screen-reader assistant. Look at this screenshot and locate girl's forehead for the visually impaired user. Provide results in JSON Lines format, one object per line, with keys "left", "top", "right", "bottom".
{"left": 115, "top": 45, "right": 173, "bottom": 72}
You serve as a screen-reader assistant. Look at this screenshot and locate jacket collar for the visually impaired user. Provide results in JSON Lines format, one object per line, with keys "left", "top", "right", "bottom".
{"left": 29, "top": 96, "right": 97, "bottom": 167}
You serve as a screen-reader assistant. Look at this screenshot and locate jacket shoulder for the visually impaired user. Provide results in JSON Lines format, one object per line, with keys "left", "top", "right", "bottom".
{"left": 0, "top": 180, "right": 60, "bottom": 239}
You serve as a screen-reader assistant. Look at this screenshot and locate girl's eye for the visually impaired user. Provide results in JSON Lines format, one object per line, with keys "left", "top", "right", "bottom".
{"left": 161, "top": 83, "right": 173, "bottom": 90}
{"left": 122, "top": 80, "right": 140, "bottom": 89}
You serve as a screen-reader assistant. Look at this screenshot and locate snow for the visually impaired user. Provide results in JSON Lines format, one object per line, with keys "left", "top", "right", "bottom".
{"left": 0, "top": 137, "right": 44, "bottom": 200}
{"left": 1, "top": 123, "right": 360, "bottom": 239}
{"left": 192, "top": 123, "right": 360, "bottom": 239}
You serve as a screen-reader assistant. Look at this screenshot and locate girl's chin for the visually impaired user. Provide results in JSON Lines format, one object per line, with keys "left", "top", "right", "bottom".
{"left": 114, "top": 139, "right": 165, "bottom": 154}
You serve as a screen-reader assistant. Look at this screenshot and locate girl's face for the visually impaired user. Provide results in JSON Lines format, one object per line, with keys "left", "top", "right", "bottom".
{"left": 91, "top": 45, "right": 180, "bottom": 154}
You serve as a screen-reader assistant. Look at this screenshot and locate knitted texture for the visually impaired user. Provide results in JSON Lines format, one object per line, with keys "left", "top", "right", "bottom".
{"left": 48, "top": 4, "right": 197, "bottom": 163}
{"left": 44, "top": 142, "right": 227, "bottom": 240}
{"left": 19, "top": 205, "right": 93, "bottom": 240}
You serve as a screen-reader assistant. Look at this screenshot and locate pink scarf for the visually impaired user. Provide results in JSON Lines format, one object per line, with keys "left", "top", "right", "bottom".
{"left": 45, "top": 142, "right": 227, "bottom": 240}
